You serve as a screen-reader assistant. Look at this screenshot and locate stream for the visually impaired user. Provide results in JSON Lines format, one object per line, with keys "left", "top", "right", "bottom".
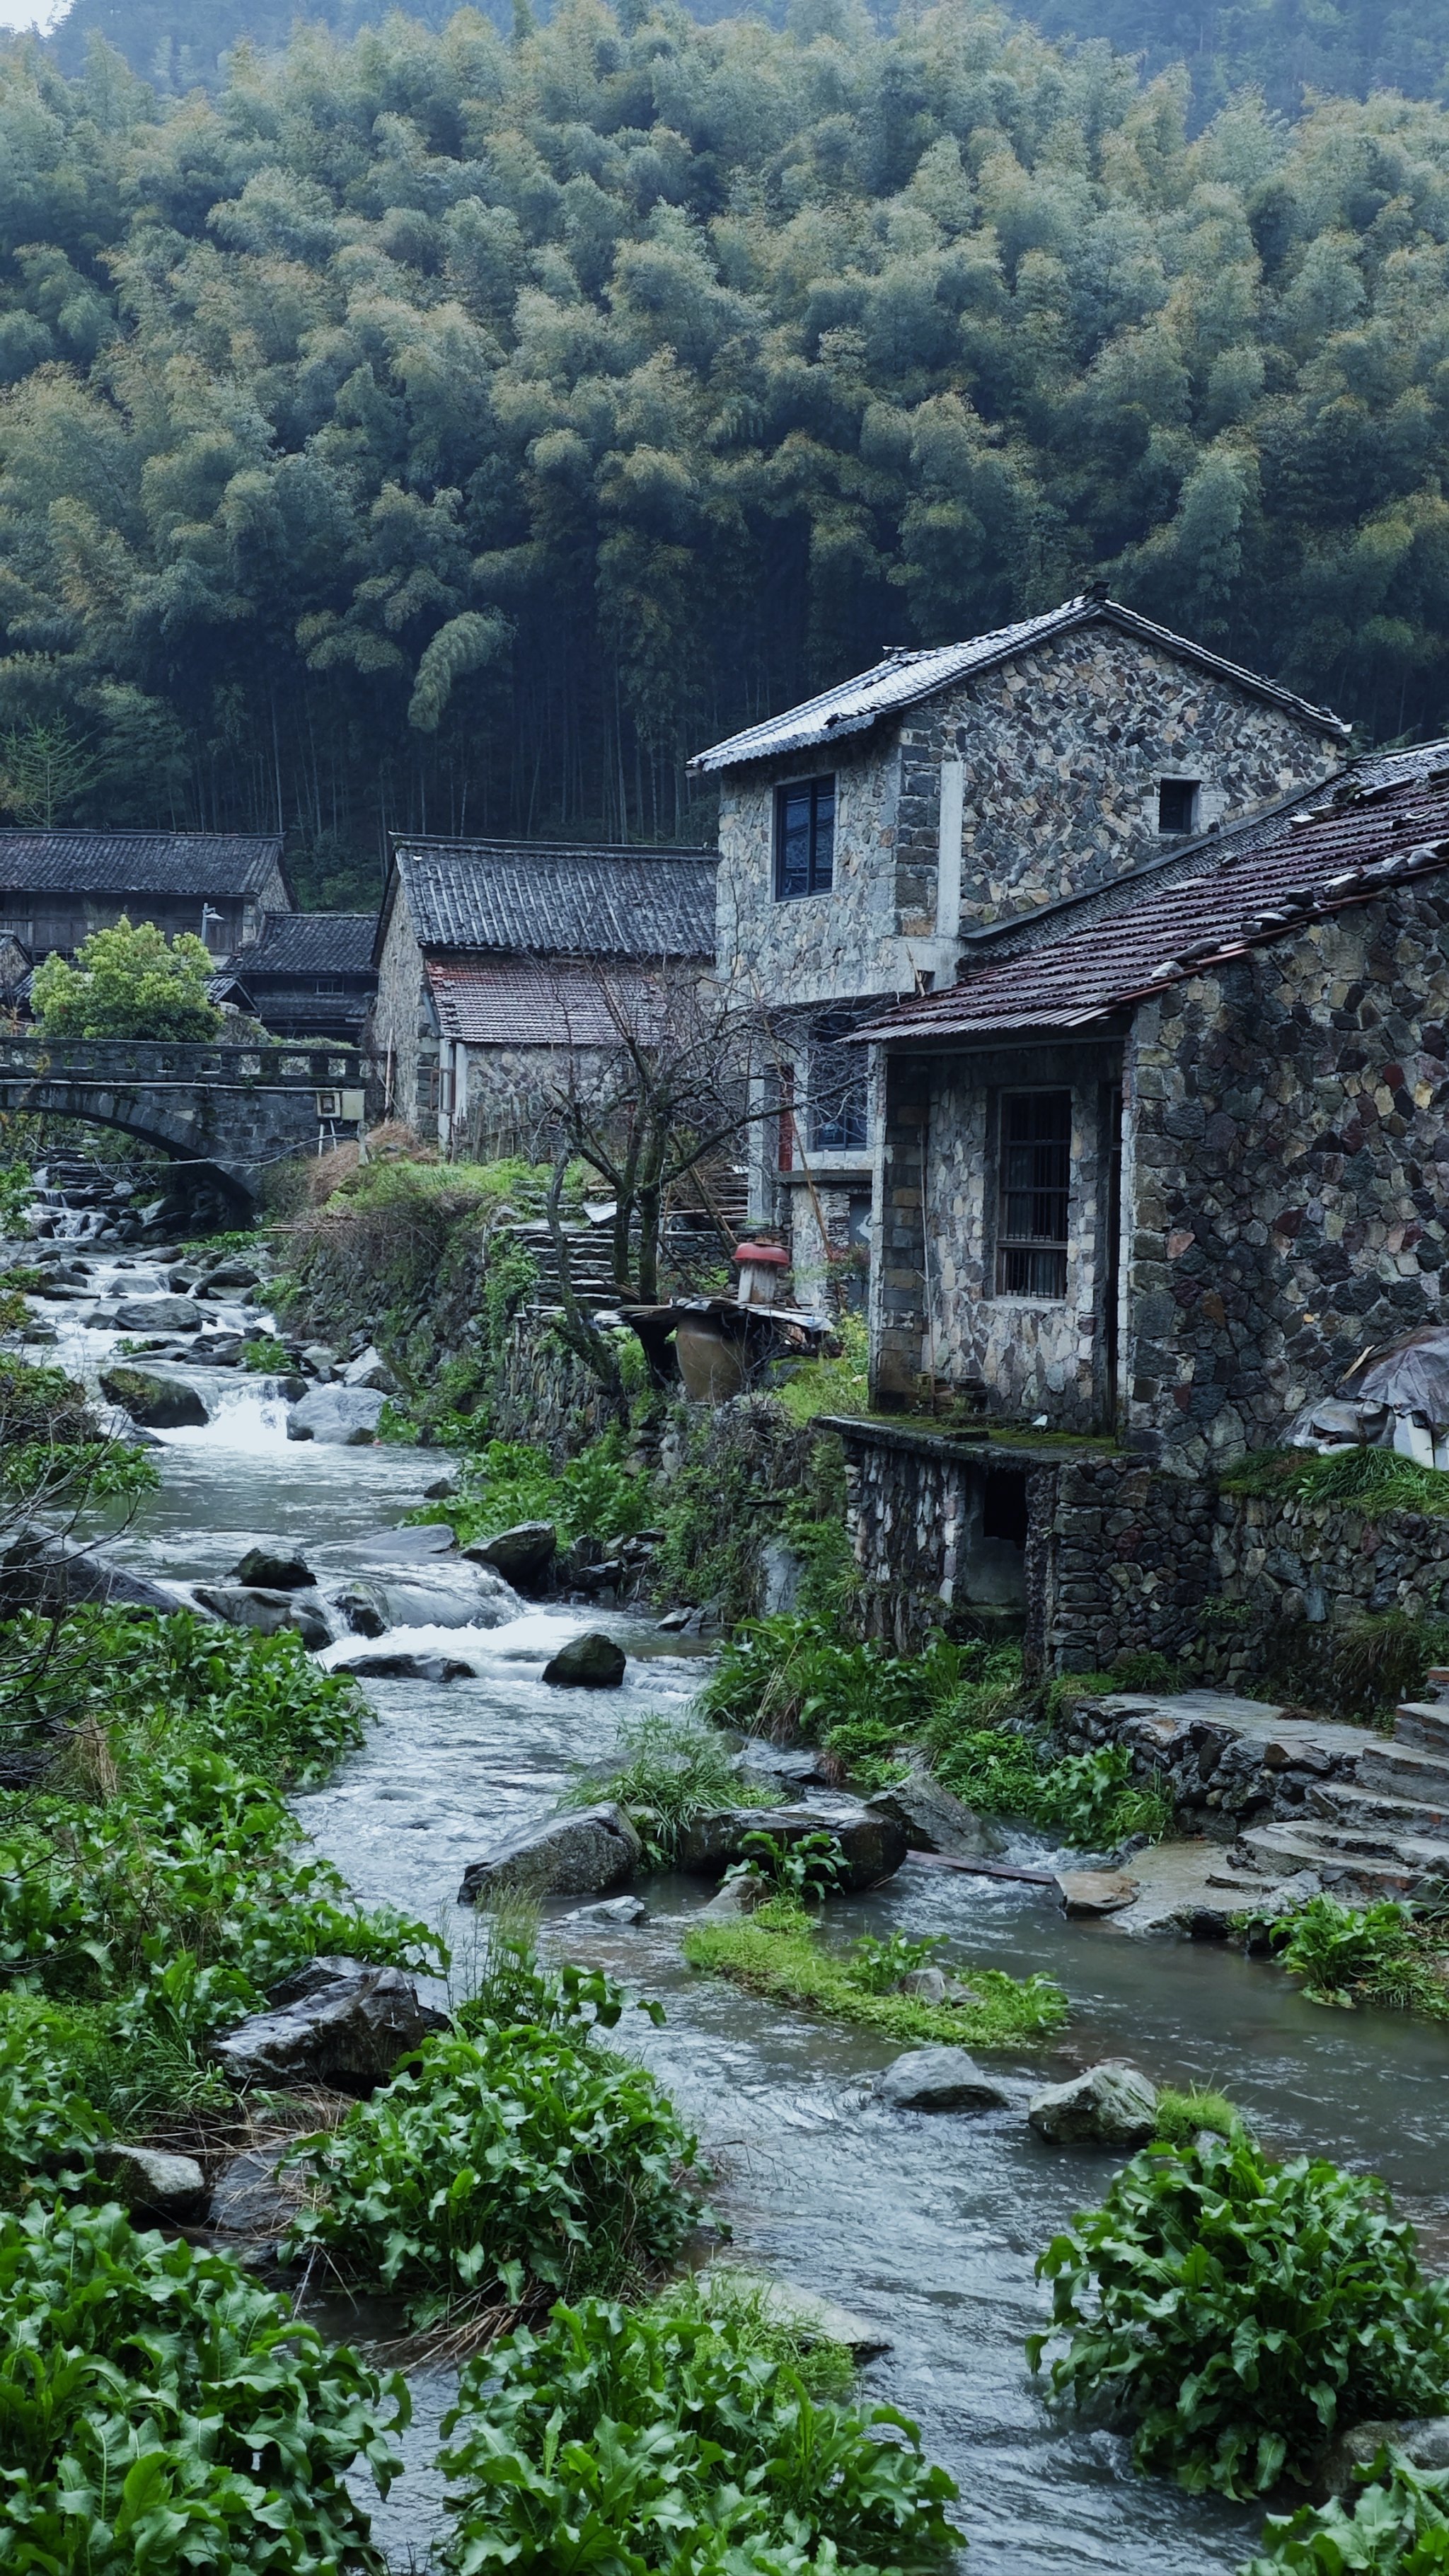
{"left": 30, "top": 1249, "right": 1449, "bottom": 2574}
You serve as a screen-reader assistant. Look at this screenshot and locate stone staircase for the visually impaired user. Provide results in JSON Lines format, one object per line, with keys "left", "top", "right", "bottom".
{"left": 1232, "top": 1668, "right": 1449, "bottom": 1900}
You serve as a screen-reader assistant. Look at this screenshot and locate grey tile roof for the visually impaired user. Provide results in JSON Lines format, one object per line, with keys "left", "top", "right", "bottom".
{"left": 0, "top": 831, "right": 284, "bottom": 897}
{"left": 391, "top": 838, "right": 717, "bottom": 959}
{"left": 858, "top": 745, "right": 1449, "bottom": 1044}
{"left": 230, "top": 912, "right": 379, "bottom": 976}
{"left": 688, "top": 595, "right": 1349, "bottom": 775}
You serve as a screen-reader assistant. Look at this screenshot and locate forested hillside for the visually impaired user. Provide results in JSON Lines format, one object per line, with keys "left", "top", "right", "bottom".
{"left": 4, "top": 3, "right": 1449, "bottom": 894}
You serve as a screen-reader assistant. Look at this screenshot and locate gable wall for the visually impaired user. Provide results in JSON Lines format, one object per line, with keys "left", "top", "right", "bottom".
{"left": 1124, "top": 882, "right": 1449, "bottom": 1477}
{"left": 371, "top": 900, "right": 428, "bottom": 1126}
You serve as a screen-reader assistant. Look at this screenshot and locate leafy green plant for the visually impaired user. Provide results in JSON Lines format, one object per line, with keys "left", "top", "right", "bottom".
{"left": 32, "top": 915, "right": 223, "bottom": 1041}
{"left": 1243, "top": 1895, "right": 1449, "bottom": 2018}
{"left": 452, "top": 1898, "right": 662, "bottom": 2041}
{"left": 847, "top": 1929, "right": 949, "bottom": 1993}
{"left": 652, "top": 2268, "right": 857, "bottom": 2401}
{"left": 0, "top": 2200, "right": 406, "bottom": 2572}
{"left": 0, "top": 1992, "right": 108, "bottom": 2195}
{"left": 410, "top": 1430, "right": 654, "bottom": 1550}
{"left": 1221, "top": 1448, "right": 1449, "bottom": 1521}
{"left": 726, "top": 1827, "right": 849, "bottom": 1905}
{"left": 1244, "top": 2451, "right": 1449, "bottom": 2573}
{"left": 1030, "top": 2134, "right": 1449, "bottom": 2499}
{"left": 935, "top": 1728, "right": 1172, "bottom": 1848}
{"left": 564, "top": 1711, "right": 764, "bottom": 1867}
{"left": 284, "top": 2023, "right": 703, "bottom": 2328}
{"left": 241, "top": 1333, "right": 291, "bottom": 1372}
{"left": 437, "top": 2291, "right": 962, "bottom": 2576}
{"left": 685, "top": 1906, "right": 1066, "bottom": 2047}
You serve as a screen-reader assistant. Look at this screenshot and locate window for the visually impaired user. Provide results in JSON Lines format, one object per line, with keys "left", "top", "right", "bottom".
{"left": 1158, "top": 777, "right": 1199, "bottom": 834}
{"left": 775, "top": 775, "right": 835, "bottom": 899}
{"left": 809, "top": 1010, "right": 868, "bottom": 1153}
{"left": 996, "top": 1090, "right": 1071, "bottom": 1299}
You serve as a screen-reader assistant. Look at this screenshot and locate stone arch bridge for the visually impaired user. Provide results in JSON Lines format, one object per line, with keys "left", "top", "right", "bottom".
{"left": 0, "top": 1037, "right": 370, "bottom": 1212}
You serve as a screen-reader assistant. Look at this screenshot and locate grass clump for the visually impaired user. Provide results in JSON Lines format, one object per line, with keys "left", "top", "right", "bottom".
{"left": 772, "top": 1311, "right": 872, "bottom": 1427}
{"left": 1150, "top": 2085, "right": 1247, "bottom": 2149}
{"left": 437, "top": 2289, "right": 962, "bottom": 2576}
{"left": 1221, "top": 1445, "right": 1449, "bottom": 1520}
{"left": 1242, "top": 1894, "right": 1449, "bottom": 2020}
{"left": 562, "top": 1710, "right": 761, "bottom": 1867}
{"left": 655, "top": 2266, "right": 858, "bottom": 2399}
{"left": 0, "top": 2200, "right": 405, "bottom": 2571}
{"left": 1030, "top": 2132, "right": 1449, "bottom": 2500}
{"left": 1245, "top": 2452, "right": 1449, "bottom": 2572}
{"left": 683, "top": 1902, "right": 1066, "bottom": 2047}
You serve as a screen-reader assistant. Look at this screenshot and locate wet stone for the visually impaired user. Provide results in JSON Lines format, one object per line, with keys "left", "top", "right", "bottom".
{"left": 101, "top": 2144, "right": 210, "bottom": 2222}
{"left": 874, "top": 2047, "right": 1012, "bottom": 2112}
{"left": 193, "top": 1584, "right": 333, "bottom": 1649}
{"left": 464, "top": 1522, "right": 558, "bottom": 1591}
{"left": 98, "top": 1364, "right": 208, "bottom": 1428}
{"left": 1028, "top": 2060, "right": 1159, "bottom": 2146}
{"left": 209, "top": 1957, "right": 447, "bottom": 2091}
{"left": 333, "top": 1649, "right": 473, "bottom": 1682}
{"left": 459, "top": 1802, "right": 643, "bottom": 1904}
{"left": 231, "top": 1546, "right": 315, "bottom": 1590}
{"left": 543, "top": 1629, "right": 627, "bottom": 1688}
{"left": 287, "top": 1385, "right": 387, "bottom": 1445}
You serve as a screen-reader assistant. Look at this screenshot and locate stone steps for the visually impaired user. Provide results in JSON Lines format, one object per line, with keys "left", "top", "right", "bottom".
{"left": 1358, "top": 1740, "right": 1449, "bottom": 1805}
{"left": 1307, "top": 1777, "right": 1449, "bottom": 1844}
{"left": 1390, "top": 1703, "right": 1449, "bottom": 1758}
{"left": 1237, "top": 1822, "right": 1431, "bottom": 1898}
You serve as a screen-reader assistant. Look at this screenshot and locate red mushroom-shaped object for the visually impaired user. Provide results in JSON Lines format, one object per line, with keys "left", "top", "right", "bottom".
{"left": 732, "top": 1240, "right": 791, "bottom": 1308}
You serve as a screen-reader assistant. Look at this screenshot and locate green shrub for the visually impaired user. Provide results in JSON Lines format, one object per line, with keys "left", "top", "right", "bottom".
{"left": 564, "top": 1710, "right": 760, "bottom": 1866}
{"left": 1332, "top": 1611, "right": 1449, "bottom": 1721}
{"left": 934, "top": 1731, "right": 1172, "bottom": 1848}
{"left": 653, "top": 2268, "right": 857, "bottom": 2400}
{"left": 410, "top": 1430, "right": 653, "bottom": 1549}
{"left": 284, "top": 2023, "right": 703, "bottom": 2328}
{"left": 1244, "top": 2452, "right": 1449, "bottom": 2573}
{"left": 437, "top": 2292, "right": 962, "bottom": 2576}
{"left": 0, "top": 2200, "right": 405, "bottom": 2572}
{"left": 1221, "top": 1448, "right": 1449, "bottom": 1520}
{"left": 1030, "top": 2135, "right": 1449, "bottom": 2499}
{"left": 1244, "top": 1894, "right": 1449, "bottom": 2019}
{"left": 685, "top": 1904, "right": 1066, "bottom": 2047}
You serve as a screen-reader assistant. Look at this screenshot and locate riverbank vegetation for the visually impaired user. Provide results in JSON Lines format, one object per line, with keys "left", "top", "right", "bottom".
{"left": 684, "top": 1903, "right": 1067, "bottom": 2048}
{"left": 1031, "top": 2132, "right": 1449, "bottom": 2500}
{"left": 1241, "top": 1893, "right": 1449, "bottom": 2021}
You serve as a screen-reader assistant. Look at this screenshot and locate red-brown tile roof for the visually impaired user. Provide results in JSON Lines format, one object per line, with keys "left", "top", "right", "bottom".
{"left": 858, "top": 752, "right": 1449, "bottom": 1044}
{"left": 425, "top": 957, "right": 662, "bottom": 1047}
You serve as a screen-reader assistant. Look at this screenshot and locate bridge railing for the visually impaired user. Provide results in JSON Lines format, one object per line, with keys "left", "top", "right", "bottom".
{"left": 0, "top": 1039, "right": 373, "bottom": 1087}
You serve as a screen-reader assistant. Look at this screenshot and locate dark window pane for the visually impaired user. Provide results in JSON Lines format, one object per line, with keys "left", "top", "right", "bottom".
{"left": 810, "top": 782, "right": 835, "bottom": 890}
{"left": 1158, "top": 778, "right": 1198, "bottom": 833}
{"left": 775, "top": 775, "right": 835, "bottom": 901}
{"left": 996, "top": 1090, "right": 1070, "bottom": 1299}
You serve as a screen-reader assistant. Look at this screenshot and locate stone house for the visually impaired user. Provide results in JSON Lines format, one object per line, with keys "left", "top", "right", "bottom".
{"left": 0, "top": 830, "right": 291, "bottom": 964}
{"left": 855, "top": 744, "right": 1449, "bottom": 1479}
{"left": 371, "top": 836, "right": 717, "bottom": 1150}
{"left": 226, "top": 911, "right": 378, "bottom": 1044}
{"left": 688, "top": 589, "right": 1348, "bottom": 1307}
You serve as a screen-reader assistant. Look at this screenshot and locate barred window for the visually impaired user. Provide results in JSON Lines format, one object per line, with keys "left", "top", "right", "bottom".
{"left": 996, "top": 1091, "right": 1071, "bottom": 1299}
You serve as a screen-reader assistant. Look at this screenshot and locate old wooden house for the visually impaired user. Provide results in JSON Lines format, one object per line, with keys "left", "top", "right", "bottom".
{"left": 0, "top": 830, "right": 291, "bottom": 963}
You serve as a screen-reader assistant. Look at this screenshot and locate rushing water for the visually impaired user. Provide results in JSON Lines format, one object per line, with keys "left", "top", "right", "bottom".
{"left": 40, "top": 1257, "right": 1449, "bottom": 2573}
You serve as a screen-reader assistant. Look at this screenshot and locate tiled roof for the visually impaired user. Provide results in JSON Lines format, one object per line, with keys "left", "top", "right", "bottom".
{"left": 0, "top": 831, "right": 285, "bottom": 897}
{"left": 230, "top": 912, "right": 379, "bottom": 976}
{"left": 858, "top": 748, "right": 1449, "bottom": 1044}
{"left": 688, "top": 595, "right": 1349, "bottom": 775}
{"left": 391, "top": 838, "right": 716, "bottom": 959}
{"left": 427, "top": 957, "right": 666, "bottom": 1047}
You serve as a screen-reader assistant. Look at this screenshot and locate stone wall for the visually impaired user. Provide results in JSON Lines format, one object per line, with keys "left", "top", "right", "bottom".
{"left": 1121, "top": 877, "right": 1449, "bottom": 1476}
{"left": 372, "top": 901, "right": 430, "bottom": 1129}
{"left": 830, "top": 1416, "right": 1449, "bottom": 1680}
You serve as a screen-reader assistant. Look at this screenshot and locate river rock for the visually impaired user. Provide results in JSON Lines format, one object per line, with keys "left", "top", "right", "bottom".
{"left": 874, "top": 2047, "right": 1013, "bottom": 2112}
{"left": 1055, "top": 1869, "right": 1141, "bottom": 1917}
{"left": 332, "top": 1648, "right": 473, "bottom": 1682}
{"left": 865, "top": 1767, "right": 1006, "bottom": 1859}
{"left": 568, "top": 1893, "right": 649, "bottom": 1927}
{"left": 333, "top": 1590, "right": 388, "bottom": 1637}
{"left": 209, "top": 1956, "right": 446, "bottom": 2091}
{"left": 542, "top": 1629, "right": 626, "bottom": 1688}
{"left": 897, "top": 1965, "right": 949, "bottom": 2002}
{"left": 109, "top": 1295, "right": 202, "bottom": 1333}
{"left": 1027, "top": 2060, "right": 1159, "bottom": 2147}
{"left": 287, "top": 1385, "right": 386, "bottom": 1445}
{"left": 464, "top": 1522, "right": 558, "bottom": 1591}
{"left": 205, "top": 1258, "right": 262, "bottom": 1289}
{"left": 700, "top": 2265, "right": 890, "bottom": 2362}
{"left": 98, "top": 1363, "right": 208, "bottom": 1429}
{"left": 100, "top": 2144, "right": 210, "bottom": 2221}
{"left": 231, "top": 1546, "right": 314, "bottom": 1590}
{"left": 0, "top": 1532, "right": 175, "bottom": 1615}
{"left": 193, "top": 1583, "right": 333, "bottom": 1648}
{"left": 458, "top": 1801, "right": 643, "bottom": 1904}
{"left": 678, "top": 1800, "right": 907, "bottom": 1892}
{"left": 342, "top": 1344, "right": 398, "bottom": 1393}
{"left": 1312, "top": 2416, "right": 1449, "bottom": 2502}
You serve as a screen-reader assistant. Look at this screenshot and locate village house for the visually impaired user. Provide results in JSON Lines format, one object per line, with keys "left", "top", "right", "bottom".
{"left": 371, "top": 836, "right": 717, "bottom": 1152}
{"left": 226, "top": 911, "right": 379, "bottom": 1044}
{"left": 854, "top": 746, "right": 1449, "bottom": 1486}
{"left": 0, "top": 830, "right": 291, "bottom": 963}
{"left": 688, "top": 590, "right": 1349, "bottom": 1306}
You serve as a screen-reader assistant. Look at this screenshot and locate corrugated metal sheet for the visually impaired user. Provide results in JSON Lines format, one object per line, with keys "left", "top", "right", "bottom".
{"left": 393, "top": 839, "right": 717, "bottom": 959}
{"left": 688, "top": 596, "right": 1349, "bottom": 775}
{"left": 427, "top": 957, "right": 662, "bottom": 1046}
{"left": 859, "top": 749, "right": 1449, "bottom": 1044}
{"left": 0, "top": 831, "right": 283, "bottom": 896}
{"left": 230, "top": 912, "right": 379, "bottom": 976}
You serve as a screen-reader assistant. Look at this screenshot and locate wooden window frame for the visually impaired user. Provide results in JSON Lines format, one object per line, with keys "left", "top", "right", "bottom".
{"left": 995, "top": 1088, "right": 1072, "bottom": 1300}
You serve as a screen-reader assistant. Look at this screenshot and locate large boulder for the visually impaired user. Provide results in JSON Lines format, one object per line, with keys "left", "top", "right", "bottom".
{"left": 342, "top": 1344, "right": 398, "bottom": 1393}
{"left": 1313, "top": 2417, "right": 1449, "bottom": 2504}
{"left": 1027, "top": 2060, "right": 1159, "bottom": 2147}
{"left": 193, "top": 1583, "right": 333, "bottom": 1649}
{"left": 231, "top": 1546, "right": 314, "bottom": 1590}
{"left": 464, "top": 1523, "right": 558, "bottom": 1591}
{"left": 874, "top": 2047, "right": 1013, "bottom": 2113}
{"left": 677, "top": 1799, "right": 907, "bottom": 1892}
{"left": 204, "top": 1257, "right": 262, "bottom": 1290}
{"left": 100, "top": 2144, "right": 210, "bottom": 2222}
{"left": 333, "top": 1649, "right": 472, "bottom": 1682}
{"left": 209, "top": 1956, "right": 446, "bottom": 2091}
{"left": 542, "top": 1629, "right": 626, "bottom": 1688}
{"left": 865, "top": 1767, "right": 1006, "bottom": 1859}
{"left": 109, "top": 1295, "right": 202, "bottom": 1334}
{"left": 99, "top": 1365, "right": 208, "bottom": 1431}
{"left": 458, "top": 1801, "right": 642, "bottom": 1905}
{"left": 0, "top": 1532, "right": 175, "bottom": 1616}
{"left": 287, "top": 1385, "right": 386, "bottom": 1445}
